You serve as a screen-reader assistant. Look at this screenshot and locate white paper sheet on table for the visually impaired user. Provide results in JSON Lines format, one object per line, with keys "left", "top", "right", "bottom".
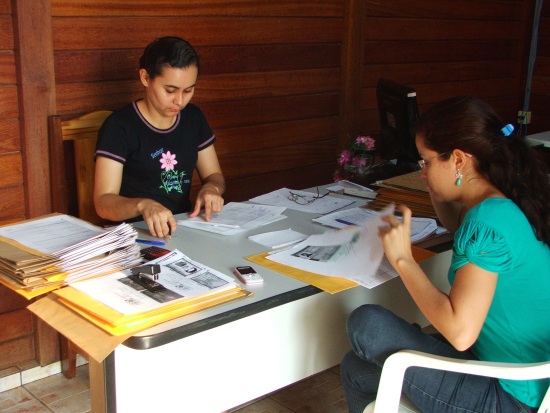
{"left": 248, "top": 229, "right": 308, "bottom": 249}
{"left": 249, "top": 187, "right": 354, "bottom": 214}
{"left": 177, "top": 202, "right": 287, "bottom": 235}
{"left": 267, "top": 205, "right": 398, "bottom": 288}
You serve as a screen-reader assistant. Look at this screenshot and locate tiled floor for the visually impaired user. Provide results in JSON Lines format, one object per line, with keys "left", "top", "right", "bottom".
{"left": 0, "top": 364, "right": 348, "bottom": 413}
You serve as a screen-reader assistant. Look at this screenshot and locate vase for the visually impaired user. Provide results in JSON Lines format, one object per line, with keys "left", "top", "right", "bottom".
{"left": 352, "top": 153, "right": 374, "bottom": 175}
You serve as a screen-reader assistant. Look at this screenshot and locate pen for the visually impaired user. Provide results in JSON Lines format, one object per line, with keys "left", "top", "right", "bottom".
{"left": 136, "top": 239, "right": 166, "bottom": 246}
{"left": 335, "top": 218, "right": 356, "bottom": 226}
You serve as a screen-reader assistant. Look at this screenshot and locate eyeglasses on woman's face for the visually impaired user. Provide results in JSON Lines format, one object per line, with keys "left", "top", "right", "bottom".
{"left": 418, "top": 152, "right": 449, "bottom": 169}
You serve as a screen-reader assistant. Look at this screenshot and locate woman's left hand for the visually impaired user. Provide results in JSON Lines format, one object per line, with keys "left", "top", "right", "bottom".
{"left": 379, "top": 204, "right": 415, "bottom": 267}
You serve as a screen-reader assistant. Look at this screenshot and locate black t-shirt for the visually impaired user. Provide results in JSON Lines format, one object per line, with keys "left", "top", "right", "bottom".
{"left": 95, "top": 101, "right": 215, "bottom": 215}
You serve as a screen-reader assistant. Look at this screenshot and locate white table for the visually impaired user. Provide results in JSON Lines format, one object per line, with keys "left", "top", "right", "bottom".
{"left": 94, "top": 191, "right": 452, "bottom": 413}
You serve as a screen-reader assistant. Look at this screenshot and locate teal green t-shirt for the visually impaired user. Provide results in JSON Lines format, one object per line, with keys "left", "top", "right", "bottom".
{"left": 449, "top": 198, "right": 550, "bottom": 408}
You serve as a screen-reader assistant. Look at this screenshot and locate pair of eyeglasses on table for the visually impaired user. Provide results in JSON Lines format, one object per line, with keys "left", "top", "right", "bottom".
{"left": 287, "top": 187, "right": 329, "bottom": 205}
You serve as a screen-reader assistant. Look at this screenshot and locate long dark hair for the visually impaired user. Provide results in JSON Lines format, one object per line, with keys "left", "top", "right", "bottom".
{"left": 416, "top": 96, "right": 550, "bottom": 245}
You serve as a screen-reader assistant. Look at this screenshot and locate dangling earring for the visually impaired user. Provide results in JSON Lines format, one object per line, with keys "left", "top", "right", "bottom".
{"left": 455, "top": 169, "right": 463, "bottom": 186}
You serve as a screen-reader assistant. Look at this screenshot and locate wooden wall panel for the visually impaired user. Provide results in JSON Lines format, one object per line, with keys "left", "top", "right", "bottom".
{"left": 359, "top": 0, "right": 531, "bottom": 144}
{"left": 0, "top": 2, "right": 21, "bottom": 228}
{"left": 0, "top": 337, "right": 34, "bottom": 370}
{"left": 52, "top": 0, "right": 343, "bottom": 17}
{"left": 50, "top": 1, "right": 346, "bottom": 203}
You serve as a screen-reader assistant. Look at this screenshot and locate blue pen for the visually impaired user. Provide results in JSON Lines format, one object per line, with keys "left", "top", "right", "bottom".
{"left": 335, "top": 218, "right": 356, "bottom": 226}
{"left": 136, "top": 239, "right": 166, "bottom": 246}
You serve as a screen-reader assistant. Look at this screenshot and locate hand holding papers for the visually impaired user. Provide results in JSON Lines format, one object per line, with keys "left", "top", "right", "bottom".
{"left": 178, "top": 202, "right": 287, "bottom": 235}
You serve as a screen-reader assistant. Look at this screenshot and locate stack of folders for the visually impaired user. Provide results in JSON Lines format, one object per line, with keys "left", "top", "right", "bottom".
{"left": 0, "top": 214, "right": 142, "bottom": 299}
{"left": 53, "top": 250, "right": 252, "bottom": 335}
{"left": 366, "top": 171, "right": 438, "bottom": 219}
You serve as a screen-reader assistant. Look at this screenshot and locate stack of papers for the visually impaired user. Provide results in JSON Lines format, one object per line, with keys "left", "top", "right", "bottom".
{"left": 53, "top": 250, "right": 251, "bottom": 335}
{"left": 0, "top": 214, "right": 142, "bottom": 298}
{"left": 313, "top": 207, "right": 438, "bottom": 243}
{"left": 368, "top": 171, "right": 437, "bottom": 219}
{"left": 178, "top": 202, "right": 287, "bottom": 235}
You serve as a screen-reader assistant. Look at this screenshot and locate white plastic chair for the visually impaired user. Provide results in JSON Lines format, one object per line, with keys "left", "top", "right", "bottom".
{"left": 364, "top": 349, "right": 550, "bottom": 413}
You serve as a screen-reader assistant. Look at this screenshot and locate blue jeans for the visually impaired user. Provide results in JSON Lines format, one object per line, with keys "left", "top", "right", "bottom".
{"left": 340, "top": 305, "right": 536, "bottom": 413}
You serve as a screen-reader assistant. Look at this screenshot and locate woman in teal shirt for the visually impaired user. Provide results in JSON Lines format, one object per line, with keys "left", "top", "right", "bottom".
{"left": 341, "top": 97, "right": 550, "bottom": 412}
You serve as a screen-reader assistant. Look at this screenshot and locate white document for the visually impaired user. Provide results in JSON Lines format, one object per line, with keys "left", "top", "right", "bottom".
{"left": 249, "top": 187, "right": 354, "bottom": 214}
{"left": 248, "top": 229, "right": 308, "bottom": 249}
{"left": 0, "top": 214, "right": 106, "bottom": 255}
{"left": 268, "top": 205, "right": 397, "bottom": 288}
{"left": 69, "top": 250, "right": 237, "bottom": 315}
{"left": 313, "top": 207, "right": 438, "bottom": 243}
{"left": 178, "top": 202, "right": 287, "bottom": 235}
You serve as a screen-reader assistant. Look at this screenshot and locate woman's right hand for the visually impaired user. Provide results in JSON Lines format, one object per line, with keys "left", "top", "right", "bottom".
{"left": 379, "top": 204, "right": 415, "bottom": 267}
{"left": 138, "top": 199, "right": 177, "bottom": 238}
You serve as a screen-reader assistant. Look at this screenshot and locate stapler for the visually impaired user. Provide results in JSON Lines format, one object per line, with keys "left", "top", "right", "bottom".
{"left": 129, "top": 265, "right": 165, "bottom": 293}
{"left": 130, "top": 264, "right": 161, "bottom": 281}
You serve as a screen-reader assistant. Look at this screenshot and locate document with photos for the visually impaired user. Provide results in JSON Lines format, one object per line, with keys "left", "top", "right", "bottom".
{"left": 69, "top": 250, "right": 237, "bottom": 315}
{"left": 268, "top": 205, "right": 398, "bottom": 288}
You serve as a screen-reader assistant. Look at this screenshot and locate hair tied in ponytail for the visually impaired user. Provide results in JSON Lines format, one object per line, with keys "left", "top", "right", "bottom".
{"left": 501, "top": 124, "right": 514, "bottom": 137}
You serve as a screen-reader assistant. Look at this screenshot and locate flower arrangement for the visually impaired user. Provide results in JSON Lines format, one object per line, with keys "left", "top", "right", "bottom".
{"left": 334, "top": 134, "right": 376, "bottom": 181}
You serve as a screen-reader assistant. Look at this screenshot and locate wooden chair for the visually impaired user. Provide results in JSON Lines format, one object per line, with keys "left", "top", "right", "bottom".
{"left": 48, "top": 110, "right": 112, "bottom": 225}
{"left": 364, "top": 349, "right": 550, "bottom": 413}
{"left": 48, "top": 110, "right": 112, "bottom": 378}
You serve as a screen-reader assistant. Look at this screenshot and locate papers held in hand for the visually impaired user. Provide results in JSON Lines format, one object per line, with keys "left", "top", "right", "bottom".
{"left": 313, "top": 207, "right": 439, "bottom": 244}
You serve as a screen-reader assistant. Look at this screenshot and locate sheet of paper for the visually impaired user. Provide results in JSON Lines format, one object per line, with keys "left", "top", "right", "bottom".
{"left": 313, "top": 207, "right": 438, "bottom": 243}
{"left": 69, "top": 250, "right": 237, "bottom": 315}
{"left": 0, "top": 214, "right": 105, "bottom": 255}
{"left": 249, "top": 188, "right": 354, "bottom": 214}
{"left": 178, "top": 203, "right": 287, "bottom": 235}
{"left": 248, "top": 229, "right": 308, "bottom": 249}
{"left": 268, "top": 205, "right": 395, "bottom": 287}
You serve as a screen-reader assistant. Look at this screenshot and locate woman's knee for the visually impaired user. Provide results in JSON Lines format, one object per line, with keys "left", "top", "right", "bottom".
{"left": 346, "top": 305, "right": 394, "bottom": 356}
{"left": 347, "top": 304, "right": 391, "bottom": 337}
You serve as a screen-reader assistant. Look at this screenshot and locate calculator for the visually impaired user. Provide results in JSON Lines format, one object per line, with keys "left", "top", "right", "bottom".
{"left": 141, "top": 246, "right": 171, "bottom": 260}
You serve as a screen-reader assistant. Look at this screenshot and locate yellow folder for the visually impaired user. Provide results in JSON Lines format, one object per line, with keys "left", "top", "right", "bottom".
{"left": 246, "top": 246, "right": 435, "bottom": 294}
{"left": 53, "top": 285, "right": 252, "bottom": 336}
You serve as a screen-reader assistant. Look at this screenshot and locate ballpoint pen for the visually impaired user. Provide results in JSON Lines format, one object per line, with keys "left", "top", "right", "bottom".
{"left": 136, "top": 239, "right": 166, "bottom": 246}
{"left": 335, "top": 218, "right": 356, "bottom": 226}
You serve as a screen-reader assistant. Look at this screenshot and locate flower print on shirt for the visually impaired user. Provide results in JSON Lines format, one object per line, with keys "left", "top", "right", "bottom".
{"left": 160, "top": 151, "right": 178, "bottom": 171}
{"left": 159, "top": 151, "right": 186, "bottom": 194}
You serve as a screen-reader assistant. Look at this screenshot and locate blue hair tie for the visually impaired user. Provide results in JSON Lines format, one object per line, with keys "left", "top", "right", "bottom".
{"left": 501, "top": 124, "right": 514, "bottom": 136}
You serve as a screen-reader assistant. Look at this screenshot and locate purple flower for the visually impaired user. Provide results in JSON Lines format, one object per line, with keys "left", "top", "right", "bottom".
{"left": 356, "top": 135, "right": 376, "bottom": 150}
{"left": 337, "top": 149, "right": 352, "bottom": 165}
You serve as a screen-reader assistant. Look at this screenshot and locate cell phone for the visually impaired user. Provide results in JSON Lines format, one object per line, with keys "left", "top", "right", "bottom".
{"left": 141, "top": 246, "right": 171, "bottom": 261}
{"left": 233, "top": 266, "right": 264, "bottom": 285}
